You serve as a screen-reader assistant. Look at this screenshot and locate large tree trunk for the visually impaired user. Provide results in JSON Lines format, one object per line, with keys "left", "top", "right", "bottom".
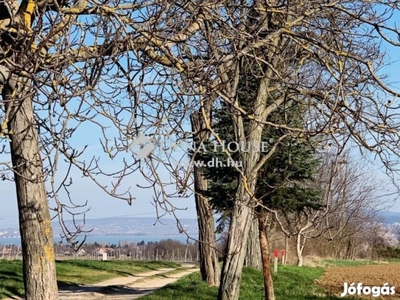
{"left": 4, "top": 77, "right": 59, "bottom": 300}
{"left": 217, "top": 124, "right": 263, "bottom": 300}
{"left": 296, "top": 233, "right": 305, "bottom": 267}
{"left": 284, "top": 234, "right": 289, "bottom": 265}
{"left": 218, "top": 201, "right": 254, "bottom": 300}
{"left": 218, "top": 75, "right": 271, "bottom": 300}
{"left": 195, "top": 191, "right": 221, "bottom": 286}
{"left": 258, "top": 213, "right": 275, "bottom": 300}
{"left": 244, "top": 217, "right": 262, "bottom": 270}
{"left": 191, "top": 111, "right": 220, "bottom": 286}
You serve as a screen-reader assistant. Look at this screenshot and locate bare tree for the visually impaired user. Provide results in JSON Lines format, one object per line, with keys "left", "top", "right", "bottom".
{"left": 320, "top": 154, "right": 390, "bottom": 259}
{"left": 0, "top": 0, "right": 198, "bottom": 298}
{"left": 212, "top": 2, "right": 400, "bottom": 298}
{"left": 278, "top": 150, "right": 391, "bottom": 266}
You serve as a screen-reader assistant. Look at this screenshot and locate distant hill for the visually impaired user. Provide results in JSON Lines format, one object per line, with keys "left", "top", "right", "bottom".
{"left": 379, "top": 211, "right": 400, "bottom": 225}
{"left": 4, "top": 211, "right": 397, "bottom": 236}
{"left": 51, "top": 216, "right": 198, "bottom": 237}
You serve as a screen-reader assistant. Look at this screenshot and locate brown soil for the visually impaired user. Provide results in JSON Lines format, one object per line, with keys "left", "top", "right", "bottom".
{"left": 316, "top": 264, "right": 400, "bottom": 299}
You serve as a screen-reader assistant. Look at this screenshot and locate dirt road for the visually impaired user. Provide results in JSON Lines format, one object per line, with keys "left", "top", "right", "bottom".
{"left": 5, "top": 264, "right": 198, "bottom": 300}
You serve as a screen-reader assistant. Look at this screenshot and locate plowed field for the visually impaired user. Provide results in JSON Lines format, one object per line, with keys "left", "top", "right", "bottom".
{"left": 317, "top": 264, "right": 400, "bottom": 299}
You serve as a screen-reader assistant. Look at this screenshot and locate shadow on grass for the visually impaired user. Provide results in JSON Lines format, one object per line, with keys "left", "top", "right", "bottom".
{"left": 56, "top": 260, "right": 178, "bottom": 278}
{"left": 56, "top": 260, "right": 137, "bottom": 277}
{"left": 57, "top": 281, "right": 164, "bottom": 297}
{"left": 139, "top": 281, "right": 218, "bottom": 300}
{"left": 140, "top": 272, "right": 218, "bottom": 300}
{"left": 0, "top": 271, "right": 24, "bottom": 299}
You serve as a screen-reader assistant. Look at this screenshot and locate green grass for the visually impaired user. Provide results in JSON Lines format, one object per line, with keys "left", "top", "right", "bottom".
{"left": 0, "top": 259, "right": 376, "bottom": 300}
{"left": 141, "top": 266, "right": 361, "bottom": 300}
{"left": 139, "top": 271, "right": 217, "bottom": 300}
{"left": 56, "top": 259, "right": 179, "bottom": 285}
{"left": 273, "top": 266, "right": 344, "bottom": 300}
{"left": 0, "top": 259, "right": 180, "bottom": 299}
{"left": 0, "top": 260, "right": 24, "bottom": 299}
{"left": 321, "top": 259, "right": 380, "bottom": 267}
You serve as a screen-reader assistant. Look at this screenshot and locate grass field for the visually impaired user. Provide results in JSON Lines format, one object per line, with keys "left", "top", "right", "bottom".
{"left": 141, "top": 259, "right": 395, "bottom": 300}
{"left": 321, "top": 259, "right": 380, "bottom": 267}
{"left": 0, "top": 259, "right": 180, "bottom": 299}
{"left": 140, "top": 265, "right": 350, "bottom": 300}
{"left": 0, "top": 259, "right": 386, "bottom": 299}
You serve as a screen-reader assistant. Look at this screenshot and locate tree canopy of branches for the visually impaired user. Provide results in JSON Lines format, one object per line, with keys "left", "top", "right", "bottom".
{"left": 193, "top": 88, "right": 322, "bottom": 238}
{"left": 191, "top": 60, "right": 323, "bottom": 297}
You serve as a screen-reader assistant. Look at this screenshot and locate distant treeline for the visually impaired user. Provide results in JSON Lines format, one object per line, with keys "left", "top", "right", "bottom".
{"left": 375, "top": 246, "right": 400, "bottom": 259}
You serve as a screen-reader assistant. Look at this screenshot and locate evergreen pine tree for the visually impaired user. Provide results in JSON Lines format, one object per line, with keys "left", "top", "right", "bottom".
{"left": 191, "top": 66, "right": 322, "bottom": 231}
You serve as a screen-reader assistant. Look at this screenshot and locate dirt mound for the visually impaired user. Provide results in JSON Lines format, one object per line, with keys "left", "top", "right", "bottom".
{"left": 316, "top": 264, "right": 400, "bottom": 299}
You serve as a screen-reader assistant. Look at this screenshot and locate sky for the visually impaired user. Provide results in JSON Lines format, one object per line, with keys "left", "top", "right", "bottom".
{"left": 0, "top": 118, "right": 199, "bottom": 227}
{"left": 2, "top": 9, "right": 400, "bottom": 229}
{"left": 0, "top": 164, "right": 198, "bottom": 227}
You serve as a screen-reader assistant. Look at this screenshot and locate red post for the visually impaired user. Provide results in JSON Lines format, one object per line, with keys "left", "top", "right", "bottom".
{"left": 274, "top": 249, "right": 279, "bottom": 258}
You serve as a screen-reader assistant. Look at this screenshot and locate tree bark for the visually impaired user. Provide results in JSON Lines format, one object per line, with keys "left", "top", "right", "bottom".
{"left": 218, "top": 201, "right": 253, "bottom": 300}
{"left": 4, "top": 77, "right": 59, "bottom": 300}
{"left": 284, "top": 234, "right": 289, "bottom": 265}
{"left": 345, "top": 237, "right": 354, "bottom": 260}
{"left": 244, "top": 217, "right": 262, "bottom": 270}
{"left": 296, "top": 233, "right": 304, "bottom": 267}
{"left": 258, "top": 213, "right": 275, "bottom": 300}
{"left": 218, "top": 75, "right": 271, "bottom": 300}
{"left": 191, "top": 111, "right": 220, "bottom": 286}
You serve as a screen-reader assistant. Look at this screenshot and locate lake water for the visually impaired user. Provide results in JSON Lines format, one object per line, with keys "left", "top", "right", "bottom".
{"left": 0, "top": 234, "right": 196, "bottom": 246}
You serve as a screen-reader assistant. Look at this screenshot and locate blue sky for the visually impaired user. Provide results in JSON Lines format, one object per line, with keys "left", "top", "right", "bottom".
{"left": 0, "top": 112, "right": 198, "bottom": 227}
{"left": 2, "top": 8, "right": 400, "bottom": 228}
{"left": 0, "top": 163, "right": 198, "bottom": 227}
